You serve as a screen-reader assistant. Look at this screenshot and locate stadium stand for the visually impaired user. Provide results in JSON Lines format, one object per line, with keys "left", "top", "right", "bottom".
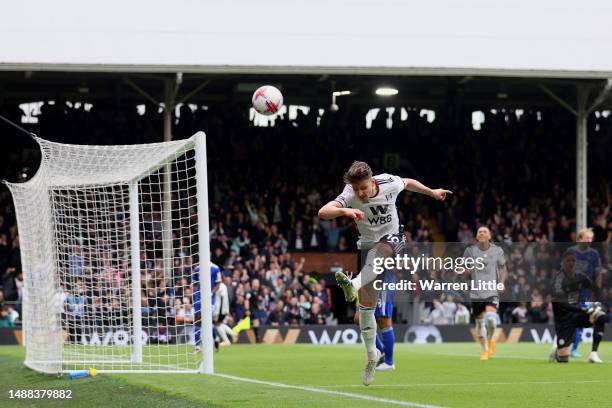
{"left": 0, "top": 100, "right": 611, "bottom": 330}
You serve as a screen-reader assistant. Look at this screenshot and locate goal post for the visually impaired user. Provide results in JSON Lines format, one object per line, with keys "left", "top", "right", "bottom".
{"left": 129, "top": 181, "right": 143, "bottom": 364}
{"left": 6, "top": 131, "right": 213, "bottom": 374}
{"left": 194, "top": 132, "right": 213, "bottom": 374}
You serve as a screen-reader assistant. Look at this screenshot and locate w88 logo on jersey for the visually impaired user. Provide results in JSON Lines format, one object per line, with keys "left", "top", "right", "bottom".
{"left": 368, "top": 205, "right": 392, "bottom": 225}
{"left": 368, "top": 214, "right": 392, "bottom": 225}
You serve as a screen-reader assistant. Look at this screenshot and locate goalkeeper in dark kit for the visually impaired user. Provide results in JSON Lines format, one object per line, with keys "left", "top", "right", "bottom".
{"left": 549, "top": 250, "right": 606, "bottom": 363}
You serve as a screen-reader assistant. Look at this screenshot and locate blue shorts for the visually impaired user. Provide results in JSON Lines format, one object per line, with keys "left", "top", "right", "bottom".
{"left": 374, "top": 268, "right": 395, "bottom": 318}
{"left": 375, "top": 290, "right": 395, "bottom": 318}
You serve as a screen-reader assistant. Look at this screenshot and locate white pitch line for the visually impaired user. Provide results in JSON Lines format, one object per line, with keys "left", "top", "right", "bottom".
{"left": 316, "top": 380, "right": 610, "bottom": 388}
{"left": 215, "top": 373, "right": 445, "bottom": 408}
{"left": 431, "top": 351, "right": 612, "bottom": 363}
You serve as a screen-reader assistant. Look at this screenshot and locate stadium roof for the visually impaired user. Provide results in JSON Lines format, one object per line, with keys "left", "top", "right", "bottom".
{"left": 0, "top": 71, "right": 610, "bottom": 111}
{"left": 2, "top": 0, "right": 612, "bottom": 78}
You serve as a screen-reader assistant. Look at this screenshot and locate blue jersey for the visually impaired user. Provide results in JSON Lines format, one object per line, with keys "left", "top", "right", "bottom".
{"left": 375, "top": 269, "right": 396, "bottom": 318}
{"left": 193, "top": 263, "right": 221, "bottom": 313}
{"left": 568, "top": 245, "right": 601, "bottom": 301}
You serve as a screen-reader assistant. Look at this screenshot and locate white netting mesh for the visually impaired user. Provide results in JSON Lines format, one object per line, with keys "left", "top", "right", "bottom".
{"left": 6, "top": 132, "right": 211, "bottom": 374}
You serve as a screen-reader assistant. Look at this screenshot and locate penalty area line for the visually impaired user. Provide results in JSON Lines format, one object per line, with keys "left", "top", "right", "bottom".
{"left": 214, "top": 373, "right": 445, "bottom": 408}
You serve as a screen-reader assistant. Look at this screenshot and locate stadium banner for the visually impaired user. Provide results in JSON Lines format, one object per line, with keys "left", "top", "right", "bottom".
{"left": 237, "top": 324, "right": 612, "bottom": 345}
{"left": 0, "top": 328, "right": 23, "bottom": 345}
{"left": 74, "top": 327, "right": 191, "bottom": 346}
{"left": 20, "top": 323, "right": 606, "bottom": 347}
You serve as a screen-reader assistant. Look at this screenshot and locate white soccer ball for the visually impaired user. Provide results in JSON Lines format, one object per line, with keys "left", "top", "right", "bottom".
{"left": 252, "top": 85, "right": 283, "bottom": 116}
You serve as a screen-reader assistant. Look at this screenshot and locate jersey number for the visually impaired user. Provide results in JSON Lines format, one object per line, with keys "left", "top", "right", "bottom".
{"left": 385, "top": 234, "right": 400, "bottom": 243}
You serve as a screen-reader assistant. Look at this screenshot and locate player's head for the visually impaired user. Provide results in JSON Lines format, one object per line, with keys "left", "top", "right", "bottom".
{"left": 343, "top": 160, "right": 374, "bottom": 203}
{"left": 577, "top": 228, "right": 594, "bottom": 247}
{"left": 561, "top": 250, "right": 576, "bottom": 274}
{"left": 475, "top": 226, "right": 491, "bottom": 243}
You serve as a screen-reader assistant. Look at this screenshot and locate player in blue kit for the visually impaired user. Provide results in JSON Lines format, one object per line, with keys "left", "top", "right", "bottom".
{"left": 374, "top": 268, "right": 396, "bottom": 371}
{"left": 567, "top": 228, "right": 604, "bottom": 358}
{"left": 354, "top": 267, "right": 397, "bottom": 371}
{"left": 194, "top": 262, "right": 222, "bottom": 352}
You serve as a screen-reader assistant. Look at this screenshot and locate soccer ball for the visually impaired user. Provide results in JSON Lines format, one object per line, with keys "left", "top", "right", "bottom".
{"left": 252, "top": 85, "right": 283, "bottom": 116}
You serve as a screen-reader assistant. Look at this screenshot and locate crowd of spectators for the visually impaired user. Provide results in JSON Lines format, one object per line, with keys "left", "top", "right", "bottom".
{"left": 0, "top": 98, "right": 611, "bottom": 332}
{"left": 0, "top": 190, "right": 21, "bottom": 327}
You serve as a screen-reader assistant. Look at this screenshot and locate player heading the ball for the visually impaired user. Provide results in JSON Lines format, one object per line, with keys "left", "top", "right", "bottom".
{"left": 318, "top": 160, "right": 451, "bottom": 386}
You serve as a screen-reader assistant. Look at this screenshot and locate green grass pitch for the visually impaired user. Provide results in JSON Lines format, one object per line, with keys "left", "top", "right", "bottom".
{"left": 0, "top": 342, "right": 611, "bottom": 407}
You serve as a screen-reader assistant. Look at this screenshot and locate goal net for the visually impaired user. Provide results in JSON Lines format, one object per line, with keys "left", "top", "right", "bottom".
{"left": 6, "top": 132, "right": 214, "bottom": 374}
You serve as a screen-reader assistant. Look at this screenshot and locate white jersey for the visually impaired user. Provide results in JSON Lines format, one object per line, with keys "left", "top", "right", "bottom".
{"left": 214, "top": 282, "right": 230, "bottom": 318}
{"left": 334, "top": 173, "right": 404, "bottom": 249}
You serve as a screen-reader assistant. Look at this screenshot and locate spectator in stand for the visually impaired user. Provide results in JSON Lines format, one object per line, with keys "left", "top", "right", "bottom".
{"left": 457, "top": 222, "right": 473, "bottom": 244}
{"left": 512, "top": 303, "right": 529, "bottom": 323}
{"left": 253, "top": 299, "right": 269, "bottom": 326}
{"left": 286, "top": 297, "right": 301, "bottom": 325}
{"left": 313, "top": 281, "right": 331, "bottom": 311}
{"left": 0, "top": 290, "right": 18, "bottom": 327}
{"left": 233, "top": 294, "right": 248, "bottom": 322}
{"left": 289, "top": 220, "right": 306, "bottom": 251}
{"left": 454, "top": 303, "right": 471, "bottom": 325}
{"left": 441, "top": 295, "right": 458, "bottom": 324}
{"left": 307, "top": 302, "right": 326, "bottom": 325}
{"left": 268, "top": 300, "right": 287, "bottom": 326}
{"left": 321, "top": 219, "right": 347, "bottom": 251}
{"left": 421, "top": 300, "right": 447, "bottom": 325}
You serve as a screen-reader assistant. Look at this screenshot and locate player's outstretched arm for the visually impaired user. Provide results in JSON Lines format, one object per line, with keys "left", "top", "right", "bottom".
{"left": 318, "top": 201, "right": 364, "bottom": 221}
{"left": 403, "top": 178, "right": 452, "bottom": 201}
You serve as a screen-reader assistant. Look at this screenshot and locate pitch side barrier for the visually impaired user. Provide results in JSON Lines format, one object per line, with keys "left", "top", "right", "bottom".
{"left": 235, "top": 324, "right": 612, "bottom": 345}
{"left": 0, "top": 324, "right": 610, "bottom": 346}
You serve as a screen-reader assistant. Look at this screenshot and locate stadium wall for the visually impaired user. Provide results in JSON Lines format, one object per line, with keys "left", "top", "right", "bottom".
{"left": 291, "top": 252, "right": 358, "bottom": 274}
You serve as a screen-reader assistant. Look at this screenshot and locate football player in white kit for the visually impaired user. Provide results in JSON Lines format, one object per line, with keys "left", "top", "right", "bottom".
{"left": 462, "top": 226, "right": 508, "bottom": 360}
{"left": 318, "top": 161, "right": 451, "bottom": 385}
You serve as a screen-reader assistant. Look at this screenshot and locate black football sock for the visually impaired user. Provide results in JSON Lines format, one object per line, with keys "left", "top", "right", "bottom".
{"left": 592, "top": 316, "right": 605, "bottom": 352}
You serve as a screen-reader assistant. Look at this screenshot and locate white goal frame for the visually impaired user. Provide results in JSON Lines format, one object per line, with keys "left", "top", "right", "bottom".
{"left": 6, "top": 131, "right": 213, "bottom": 374}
